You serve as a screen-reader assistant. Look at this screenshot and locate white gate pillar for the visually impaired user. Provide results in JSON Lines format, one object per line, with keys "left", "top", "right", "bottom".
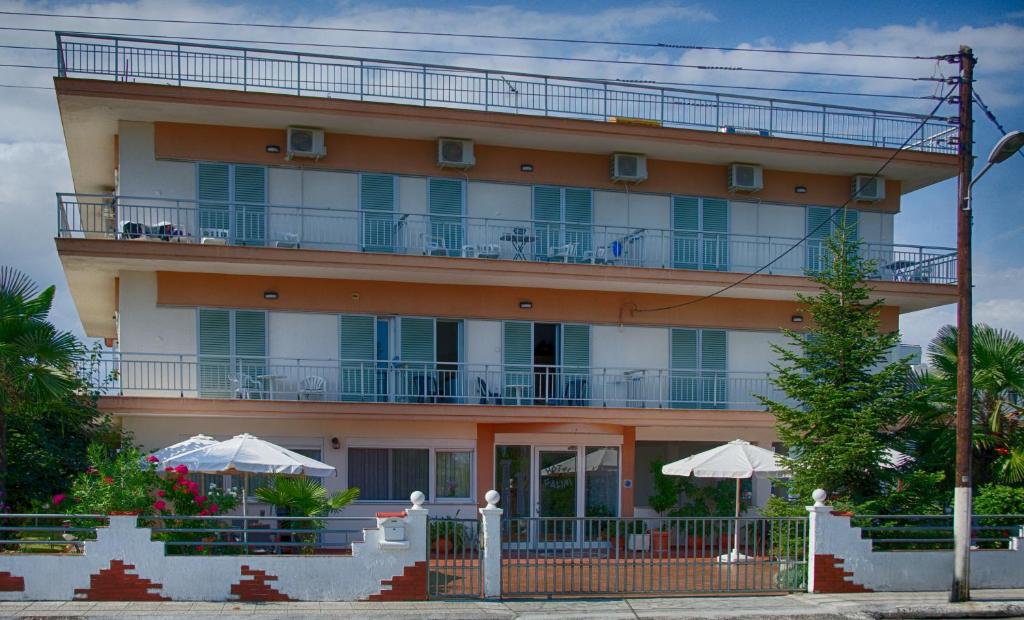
{"left": 479, "top": 489, "right": 503, "bottom": 599}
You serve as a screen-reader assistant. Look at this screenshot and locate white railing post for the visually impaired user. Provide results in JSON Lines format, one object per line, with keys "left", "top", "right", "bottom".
{"left": 805, "top": 488, "right": 829, "bottom": 593}
{"left": 479, "top": 490, "right": 503, "bottom": 599}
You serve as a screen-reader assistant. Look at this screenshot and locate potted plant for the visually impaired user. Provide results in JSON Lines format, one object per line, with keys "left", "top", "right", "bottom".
{"left": 648, "top": 460, "right": 682, "bottom": 556}
{"left": 429, "top": 512, "right": 466, "bottom": 554}
{"left": 254, "top": 478, "right": 359, "bottom": 554}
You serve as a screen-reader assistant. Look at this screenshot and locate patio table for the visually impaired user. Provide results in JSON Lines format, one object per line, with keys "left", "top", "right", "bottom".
{"left": 499, "top": 231, "right": 537, "bottom": 261}
{"left": 256, "top": 374, "right": 287, "bottom": 399}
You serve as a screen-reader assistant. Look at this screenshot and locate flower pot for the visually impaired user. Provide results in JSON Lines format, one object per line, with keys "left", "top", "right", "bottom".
{"left": 651, "top": 530, "right": 671, "bottom": 556}
{"left": 626, "top": 533, "right": 650, "bottom": 552}
{"left": 432, "top": 537, "right": 453, "bottom": 554}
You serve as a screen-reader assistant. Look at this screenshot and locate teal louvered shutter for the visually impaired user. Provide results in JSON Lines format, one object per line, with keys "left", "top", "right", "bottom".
{"left": 360, "top": 174, "right": 396, "bottom": 252}
{"left": 672, "top": 196, "right": 700, "bottom": 269}
{"left": 232, "top": 165, "right": 266, "bottom": 246}
{"left": 198, "top": 308, "right": 231, "bottom": 397}
{"left": 339, "top": 314, "right": 376, "bottom": 401}
{"left": 701, "top": 198, "right": 729, "bottom": 271}
{"left": 561, "top": 324, "right": 591, "bottom": 405}
{"left": 533, "top": 186, "right": 562, "bottom": 259}
{"left": 428, "top": 178, "right": 464, "bottom": 255}
{"left": 197, "top": 163, "right": 230, "bottom": 243}
{"left": 700, "top": 329, "right": 728, "bottom": 409}
{"left": 563, "top": 188, "right": 592, "bottom": 260}
{"left": 670, "top": 328, "right": 698, "bottom": 408}
{"left": 806, "top": 206, "right": 834, "bottom": 271}
{"left": 503, "top": 321, "right": 533, "bottom": 401}
{"left": 233, "top": 310, "right": 267, "bottom": 392}
{"left": 400, "top": 317, "right": 436, "bottom": 401}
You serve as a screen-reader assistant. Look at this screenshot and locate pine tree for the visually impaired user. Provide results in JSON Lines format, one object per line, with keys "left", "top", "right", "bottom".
{"left": 758, "top": 220, "right": 921, "bottom": 503}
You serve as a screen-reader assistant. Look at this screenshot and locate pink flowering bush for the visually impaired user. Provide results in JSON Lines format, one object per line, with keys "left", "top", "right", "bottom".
{"left": 67, "top": 444, "right": 161, "bottom": 515}
{"left": 150, "top": 463, "right": 237, "bottom": 555}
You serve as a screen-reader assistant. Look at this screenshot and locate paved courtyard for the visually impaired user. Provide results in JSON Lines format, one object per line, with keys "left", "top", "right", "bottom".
{"left": 1, "top": 590, "right": 1022, "bottom": 618}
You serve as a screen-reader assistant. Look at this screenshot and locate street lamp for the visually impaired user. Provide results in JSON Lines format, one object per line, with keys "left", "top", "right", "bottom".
{"left": 952, "top": 128, "right": 1023, "bottom": 603}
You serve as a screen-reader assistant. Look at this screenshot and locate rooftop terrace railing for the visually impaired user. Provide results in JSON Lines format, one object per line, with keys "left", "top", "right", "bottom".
{"left": 81, "top": 351, "right": 784, "bottom": 411}
{"left": 57, "top": 193, "right": 959, "bottom": 285}
{"left": 54, "top": 32, "right": 956, "bottom": 154}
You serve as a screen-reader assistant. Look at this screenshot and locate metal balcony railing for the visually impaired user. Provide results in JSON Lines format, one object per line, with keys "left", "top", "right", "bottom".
{"left": 81, "top": 352, "right": 784, "bottom": 411}
{"left": 58, "top": 193, "right": 959, "bottom": 284}
{"left": 54, "top": 32, "right": 956, "bottom": 153}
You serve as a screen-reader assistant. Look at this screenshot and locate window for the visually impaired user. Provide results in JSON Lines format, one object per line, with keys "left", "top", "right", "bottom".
{"left": 435, "top": 450, "right": 472, "bottom": 499}
{"left": 348, "top": 448, "right": 429, "bottom": 501}
{"left": 672, "top": 195, "right": 729, "bottom": 270}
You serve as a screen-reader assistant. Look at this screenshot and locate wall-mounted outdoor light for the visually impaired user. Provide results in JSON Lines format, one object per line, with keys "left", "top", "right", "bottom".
{"left": 520, "top": 164, "right": 534, "bottom": 172}
{"left": 794, "top": 186, "right": 808, "bottom": 194}
{"left": 263, "top": 290, "right": 279, "bottom": 300}
{"left": 266, "top": 145, "right": 281, "bottom": 154}
{"left": 519, "top": 300, "right": 533, "bottom": 309}
{"left": 791, "top": 314, "right": 804, "bottom": 323}
{"left": 331, "top": 437, "right": 341, "bottom": 450}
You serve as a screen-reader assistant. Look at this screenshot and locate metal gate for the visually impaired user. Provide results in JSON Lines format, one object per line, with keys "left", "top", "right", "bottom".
{"left": 500, "top": 515, "right": 807, "bottom": 597}
{"left": 426, "top": 516, "right": 483, "bottom": 598}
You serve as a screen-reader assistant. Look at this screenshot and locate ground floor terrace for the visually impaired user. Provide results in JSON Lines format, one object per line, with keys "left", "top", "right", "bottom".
{"left": 115, "top": 409, "right": 779, "bottom": 523}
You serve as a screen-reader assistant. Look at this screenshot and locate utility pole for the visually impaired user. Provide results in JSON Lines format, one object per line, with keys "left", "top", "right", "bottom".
{"left": 951, "top": 44, "right": 975, "bottom": 604}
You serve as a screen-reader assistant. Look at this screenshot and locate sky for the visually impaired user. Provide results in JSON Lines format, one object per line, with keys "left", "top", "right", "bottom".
{"left": 0, "top": 0, "right": 1023, "bottom": 350}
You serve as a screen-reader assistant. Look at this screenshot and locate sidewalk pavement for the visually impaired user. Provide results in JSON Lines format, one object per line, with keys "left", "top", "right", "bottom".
{"left": 1, "top": 590, "right": 1022, "bottom": 619}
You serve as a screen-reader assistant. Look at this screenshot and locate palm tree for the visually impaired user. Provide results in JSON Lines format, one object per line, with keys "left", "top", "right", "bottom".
{"left": 255, "top": 477, "right": 359, "bottom": 553}
{"left": 911, "top": 324, "right": 1024, "bottom": 484}
{"left": 0, "top": 267, "right": 83, "bottom": 503}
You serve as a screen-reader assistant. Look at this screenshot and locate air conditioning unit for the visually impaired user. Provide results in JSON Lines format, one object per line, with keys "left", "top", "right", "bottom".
{"left": 610, "top": 153, "right": 648, "bottom": 182}
{"left": 286, "top": 126, "right": 326, "bottom": 160}
{"left": 437, "top": 138, "right": 475, "bottom": 168}
{"left": 728, "top": 163, "right": 763, "bottom": 192}
{"left": 851, "top": 175, "right": 885, "bottom": 202}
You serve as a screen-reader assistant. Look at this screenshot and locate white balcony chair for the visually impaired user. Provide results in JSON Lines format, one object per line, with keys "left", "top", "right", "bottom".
{"left": 583, "top": 246, "right": 614, "bottom": 265}
{"left": 548, "top": 241, "right": 578, "bottom": 263}
{"left": 200, "top": 228, "right": 230, "bottom": 245}
{"left": 299, "top": 375, "right": 327, "bottom": 401}
{"left": 478, "top": 243, "right": 501, "bottom": 259}
{"left": 273, "top": 232, "right": 300, "bottom": 249}
{"left": 461, "top": 244, "right": 478, "bottom": 258}
{"left": 230, "top": 374, "right": 261, "bottom": 400}
{"left": 423, "top": 234, "right": 447, "bottom": 256}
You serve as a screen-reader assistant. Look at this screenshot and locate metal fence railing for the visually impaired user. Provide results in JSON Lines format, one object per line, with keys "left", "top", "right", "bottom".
{"left": 57, "top": 193, "right": 959, "bottom": 285}
{"left": 500, "top": 515, "right": 808, "bottom": 596}
{"left": 853, "top": 514, "right": 1024, "bottom": 551}
{"left": 427, "top": 517, "right": 482, "bottom": 598}
{"left": 54, "top": 32, "right": 956, "bottom": 153}
{"left": 0, "top": 514, "right": 110, "bottom": 553}
{"left": 141, "top": 514, "right": 376, "bottom": 555}
{"left": 79, "top": 351, "right": 786, "bottom": 411}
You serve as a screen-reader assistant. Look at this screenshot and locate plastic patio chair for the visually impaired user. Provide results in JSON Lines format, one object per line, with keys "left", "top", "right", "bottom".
{"left": 299, "top": 375, "right": 327, "bottom": 401}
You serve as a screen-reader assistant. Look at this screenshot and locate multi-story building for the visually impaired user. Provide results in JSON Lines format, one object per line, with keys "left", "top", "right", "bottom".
{"left": 53, "top": 34, "right": 958, "bottom": 523}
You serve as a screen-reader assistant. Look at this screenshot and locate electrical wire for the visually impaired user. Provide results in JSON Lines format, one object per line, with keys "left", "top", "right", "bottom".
{"left": 0, "top": 26, "right": 945, "bottom": 81}
{"left": 973, "top": 89, "right": 1024, "bottom": 161}
{"left": 610, "top": 79, "right": 940, "bottom": 100}
{"left": 0, "top": 9, "right": 944, "bottom": 60}
{"left": 631, "top": 85, "right": 957, "bottom": 316}
{"left": 0, "top": 82, "right": 52, "bottom": 90}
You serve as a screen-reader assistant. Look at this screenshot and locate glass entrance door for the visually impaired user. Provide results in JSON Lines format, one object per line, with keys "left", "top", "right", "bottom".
{"left": 536, "top": 447, "right": 578, "bottom": 542}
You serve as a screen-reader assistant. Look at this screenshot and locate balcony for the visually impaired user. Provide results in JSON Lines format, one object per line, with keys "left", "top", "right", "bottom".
{"left": 58, "top": 193, "right": 958, "bottom": 285}
{"left": 55, "top": 33, "right": 955, "bottom": 154}
{"left": 82, "top": 352, "right": 783, "bottom": 411}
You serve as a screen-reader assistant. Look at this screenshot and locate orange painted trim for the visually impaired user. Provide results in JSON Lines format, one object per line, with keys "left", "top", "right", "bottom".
{"left": 97, "top": 396, "right": 780, "bottom": 427}
{"left": 153, "top": 122, "right": 905, "bottom": 212}
{"left": 621, "top": 427, "right": 636, "bottom": 517}
{"left": 476, "top": 424, "right": 495, "bottom": 508}
{"left": 153, "top": 270, "right": 902, "bottom": 332}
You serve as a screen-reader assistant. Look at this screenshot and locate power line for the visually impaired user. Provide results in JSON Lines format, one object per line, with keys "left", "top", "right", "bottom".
{"left": 632, "top": 85, "right": 956, "bottom": 315}
{"left": 0, "top": 63, "right": 55, "bottom": 69}
{"left": 0, "top": 8, "right": 943, "bottom": 60}
{"left": 611, "top": 79, "right": 939, "bottom": 100}
{"left": 0, "top": 82, "right": 52, "bottom": 90}
{"left": 0, "top": 26, "right": 945, "bottom": 82}
{"left": 973, "top": 89, "right": 1024, "bottom": 161}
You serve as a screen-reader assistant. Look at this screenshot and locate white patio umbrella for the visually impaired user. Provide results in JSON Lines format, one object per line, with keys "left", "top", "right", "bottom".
{"left": 661, "top": 439, "right": 789, "bottom": 562}
{"left": 146, "top": 434, "right": 218, "bottom": 465}
{"left": 161, "top": 433, "right": 336, "bottom": 545}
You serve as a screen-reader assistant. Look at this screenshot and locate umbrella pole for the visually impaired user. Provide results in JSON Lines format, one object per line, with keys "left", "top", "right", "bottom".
{"left": 733, "top": 478, "right": 741, "bottom": 560}
{"left": 242, "top": 473, "right": 249, "bottom": 554}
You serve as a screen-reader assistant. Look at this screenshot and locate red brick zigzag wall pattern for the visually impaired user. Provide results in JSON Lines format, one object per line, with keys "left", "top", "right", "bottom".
{"left": 0, "top": 572, "right": 25, "bottom": 592}
{"left": 230, "top": 565, "right": 292, "bottom": 602}
{"left": 813, "top": 554, "right": 873, "bottom": 593}
{"left": 74, "top": 559, "right": 170, "bottom": 601}
{"left": 366, "top": 561, "right": 428, "bottom": 601}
